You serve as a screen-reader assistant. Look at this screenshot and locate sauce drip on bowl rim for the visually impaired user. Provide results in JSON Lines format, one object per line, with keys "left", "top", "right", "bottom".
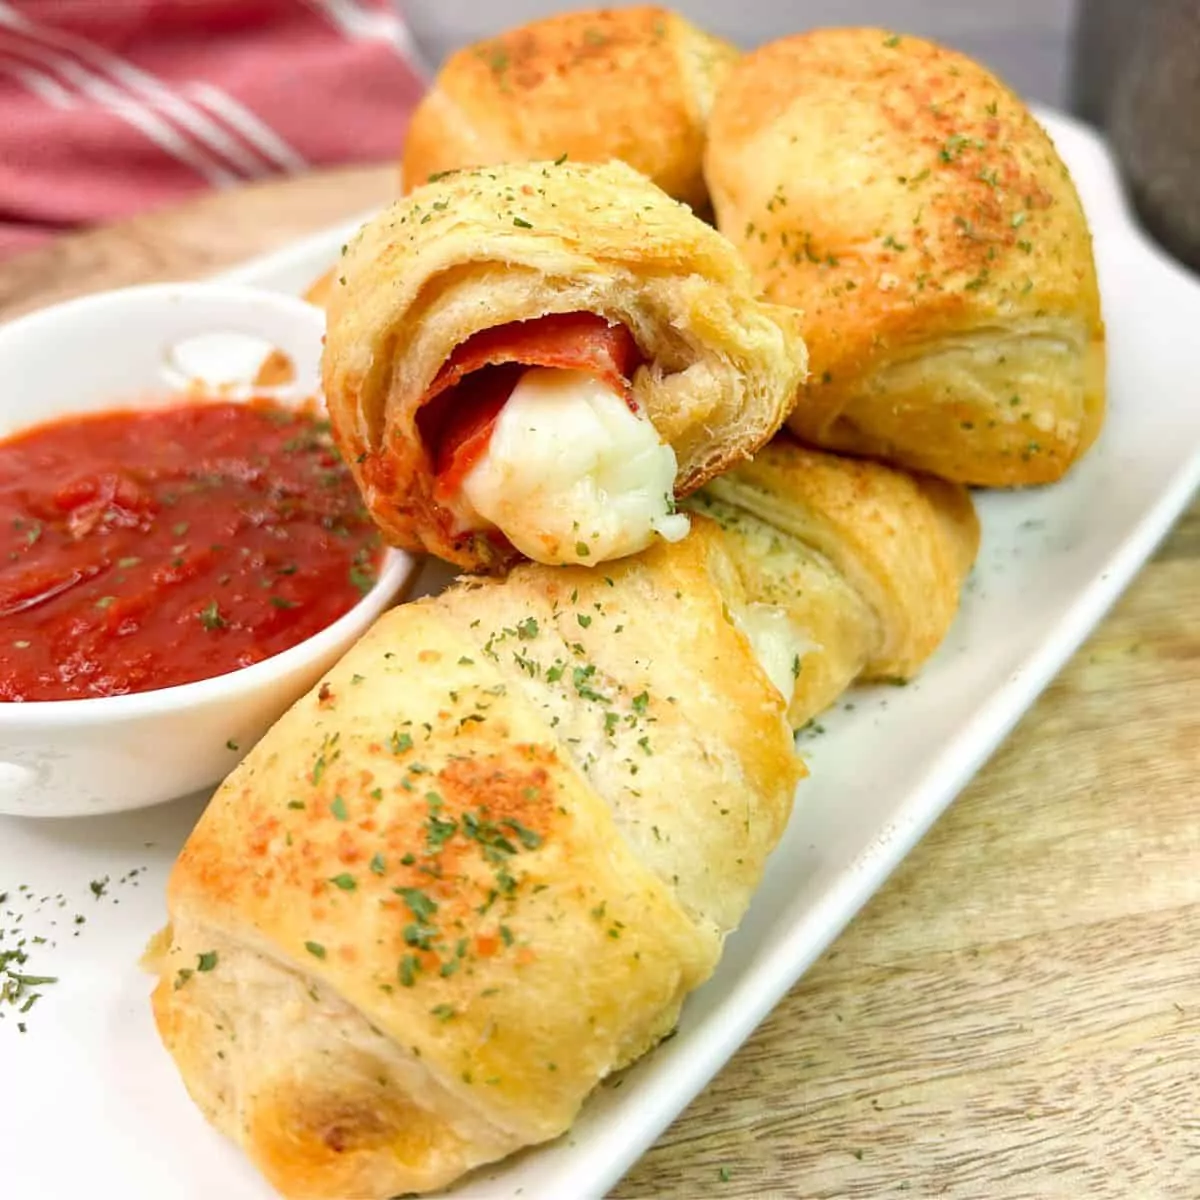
{"left": 0, "top": 397, "right": 383, "bottom": 702}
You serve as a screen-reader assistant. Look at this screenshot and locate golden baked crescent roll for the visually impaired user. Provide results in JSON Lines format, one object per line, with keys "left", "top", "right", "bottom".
{"left": 401, "top": 6, "right": 738, "bottom": 212}
{"left": 146, "top": 521, "right": 800, "bottom": 1198}
{"left": 688, "top": 436, "right": 980, "bottom": 729}
{"left": 704, "top": 28, "right": 1106, "bottom": 487}
{"left": 322, "top": 158, "right": 808, "bottom": 573}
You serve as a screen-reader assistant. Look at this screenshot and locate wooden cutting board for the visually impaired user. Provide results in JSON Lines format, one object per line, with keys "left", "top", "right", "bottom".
{"left": 3, "top": 167, "right": 1197, "bottom": 1200}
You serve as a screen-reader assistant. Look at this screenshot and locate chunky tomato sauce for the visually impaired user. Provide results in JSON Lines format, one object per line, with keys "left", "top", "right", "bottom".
{"left": 0, "top": 399, "right": 382, "bottom": 701}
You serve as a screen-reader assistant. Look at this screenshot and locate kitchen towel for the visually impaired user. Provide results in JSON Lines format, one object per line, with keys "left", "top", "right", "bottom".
{"left": 0, "top": 0, "right": 425, "bottom": 257}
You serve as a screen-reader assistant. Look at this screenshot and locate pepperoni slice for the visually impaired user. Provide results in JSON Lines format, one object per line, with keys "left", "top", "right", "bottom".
{"left": 429, "top": 363, "right": 524, "bottom": 498}
{"left": 419, "top": 313, "right": 641, "bottom": 500}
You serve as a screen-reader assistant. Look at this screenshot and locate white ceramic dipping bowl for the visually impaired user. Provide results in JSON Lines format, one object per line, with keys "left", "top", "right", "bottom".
{"left": 0, "top": 282, "right": 414, "bottom": 818}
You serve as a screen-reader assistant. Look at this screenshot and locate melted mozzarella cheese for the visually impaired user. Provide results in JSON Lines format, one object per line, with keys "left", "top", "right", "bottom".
{"left": 736, "top": 602, "right": 810, "bottom": 705}
{"left": 459, "top": 367, "right": 690, "bottom": 565}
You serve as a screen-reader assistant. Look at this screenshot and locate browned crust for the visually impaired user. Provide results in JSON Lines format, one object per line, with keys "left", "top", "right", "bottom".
{"left": 705, "top": 27, "right": 1105, "bottom": 486}
{"left": 400, "top": 7, "right": 738, "bottom": 211}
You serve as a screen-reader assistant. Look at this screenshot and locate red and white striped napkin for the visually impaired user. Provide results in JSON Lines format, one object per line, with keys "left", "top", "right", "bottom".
{"left": 0, "top": 0, "right": 427, "bottom": 257}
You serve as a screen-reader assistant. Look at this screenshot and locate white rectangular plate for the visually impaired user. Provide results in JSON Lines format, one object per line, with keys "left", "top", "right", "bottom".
{"left": 2, "top": 110, "right": 1198, "bottom": 1200}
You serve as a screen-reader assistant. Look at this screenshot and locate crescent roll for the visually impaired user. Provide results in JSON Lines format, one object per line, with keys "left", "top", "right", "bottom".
{"left": 688, "top": 437, "right": 980, "bottom": 729}
{"left": 704, "top": 28, "right": 1106, "bottom": 486}
{"left": 322, "top": 158, "right": 808, "bottom": 573}
{"left": 146, "top": 522, "right": 800, "bottom": 1199}
{"left": 400, "top": 6, "right": 738, "bottom": 212}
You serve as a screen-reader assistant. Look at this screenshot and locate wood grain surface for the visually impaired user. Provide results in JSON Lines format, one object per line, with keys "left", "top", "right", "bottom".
{"left": 3, "top": 167, "right": 1197, "bottom": 1200}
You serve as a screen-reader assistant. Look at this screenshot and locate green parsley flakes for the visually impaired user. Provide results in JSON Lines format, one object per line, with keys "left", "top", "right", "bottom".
{"left": 198, "top": 600, "right": 226, "bottom": 631}
{"left": 394, "top": 886, "right": 438, "bottom": 922}
{"left": 398, "top": 954, "right": 420, "bottom": 987}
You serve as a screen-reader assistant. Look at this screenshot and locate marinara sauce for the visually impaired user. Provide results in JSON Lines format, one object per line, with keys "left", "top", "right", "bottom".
{"left": 0, "top": 399, "right": 383, "bottom": 701}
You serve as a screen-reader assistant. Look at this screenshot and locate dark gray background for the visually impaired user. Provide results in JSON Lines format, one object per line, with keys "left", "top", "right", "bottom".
{"left": 399, "top": 0, "right": 1079, "bottom": 107}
